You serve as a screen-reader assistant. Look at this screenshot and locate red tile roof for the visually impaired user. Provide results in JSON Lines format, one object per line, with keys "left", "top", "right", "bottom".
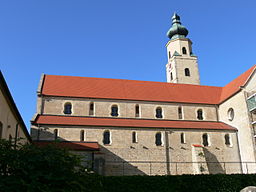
{"left": 41, "top": 65, "right": 256, "bottom": 105}
{"left": 220, "top": 65, "right": 256, "bottom": 103}
{"left": 33, "top": 141, "right": 100, "bottom": 151}
{"left": 33, "top": 115, "right": 236, "bottom": 131}
{"left": 42, "top": 75, "right": 222, "bottom": 104}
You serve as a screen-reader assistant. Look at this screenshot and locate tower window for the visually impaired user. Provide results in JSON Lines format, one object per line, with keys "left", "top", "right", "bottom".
{"left": 89, "top": 102, "right": 94, "bottom": 116}
{"left": 155, "top": 107, "right": 163, "bottom": 118}
{"left": 202, "top": 133, "right": 209, "bottom": 146}
{"left": 225, "top": 134, "right": 231, "bottom": 146}
{"left": 64, "top": 102, "right": 72, "bottom": 114}
{"left": 170, "top": 72, "right": 173, "bottom": 80}
{"left": 155, "top": 132, "right": 162, "bottom": 146}
{"left": 80, "top": 130, "right": 85, "bottom": 141}
{"left": 132, "top": 131, "right": 137, "bottom": 143}
{"left": 103, "top": 130, "right": 111, "bottom": 145}
{"left": 111, "top": 105, "right": 119, "bottom": 117}
{"left": 181, "top": 133, "right": 185, "bottom": 144}
{"left": 197, "top": 109, "right": 204, "bottom": 120}
{"left": 185, "top": 68, "right": 190, "bottom": 76}
{"left": 135, "top": 105, "right": 140, "bottom": 117}
{"left": 168, "top": 51, "right": 171, "bottom": 59}
{"left": 182, "top": 47, "right": 187, "bottom": 55}
{"left": 54, "top": 129, "right": 58, "bottom": 140}
{"left": 178, "top": 106, "right": 183, "bottom": 119}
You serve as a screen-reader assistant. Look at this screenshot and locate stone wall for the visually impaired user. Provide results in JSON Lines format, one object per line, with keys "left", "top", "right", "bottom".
{"left": 219, "top": 86, "right": 256, "bottom": 173}
{"left": 40, "top": 96, "right": 217, "bottom": 121}
{"left": 31, "top": 124, "right": 240, "bottom": 175}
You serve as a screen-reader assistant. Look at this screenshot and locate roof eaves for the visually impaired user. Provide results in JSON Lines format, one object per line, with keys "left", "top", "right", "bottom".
{"left": 0, "top": 71, "right": 32, "bottom": 142}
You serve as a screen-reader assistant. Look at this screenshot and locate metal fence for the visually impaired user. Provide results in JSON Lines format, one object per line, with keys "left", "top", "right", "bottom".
{"left": 99, "top": 161, "right": 256, "bottom": 176}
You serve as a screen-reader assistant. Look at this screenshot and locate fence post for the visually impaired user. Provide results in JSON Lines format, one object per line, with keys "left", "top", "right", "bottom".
{"left": 122, "top": 162, "right": 124, "bottom": 176}
{"left": 176, "top": 163, "right": 178, "bottom": 175}
{"left": 223, "top": 162, "right": 226, "bottom": 174}
{"left": 149, "top": 162, "right": 151, "bottom": 175}
{"left": 246, "top": 162, "right": 249, "bottom": 174}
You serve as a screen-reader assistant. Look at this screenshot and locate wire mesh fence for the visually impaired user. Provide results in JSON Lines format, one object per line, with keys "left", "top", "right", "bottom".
{"left": 99, "top": 161, "right": 256, "bottom": 176}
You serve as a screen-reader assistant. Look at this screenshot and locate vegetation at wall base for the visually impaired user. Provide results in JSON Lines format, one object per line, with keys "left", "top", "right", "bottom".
{"left": 102, "top": 174, "right": 256, "bottom": 192}
{"left": 1, "top": 139, "right": 256, "bottom": 192}
{"left": 0, "top": 139, "right": 102, "bottom": 192}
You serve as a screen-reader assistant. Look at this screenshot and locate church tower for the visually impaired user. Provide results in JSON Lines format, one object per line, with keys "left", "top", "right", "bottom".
{"left": 166, "top": 13, "right": 200, "bottom": 85}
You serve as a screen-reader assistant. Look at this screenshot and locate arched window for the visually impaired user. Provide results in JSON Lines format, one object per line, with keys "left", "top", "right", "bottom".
{"left": 178, "top": 106, "right": 183, "bottom": 119}
{"left": 181, "top": 133, "right": 185, "bottom": 144}
{"left": 168, "top": 51, "right": 171, "bottom": 59}
{"left": 155, "top": 132, "right": 162, "bottom": 146}
{"left": 0, "top": 122, "right": 2, "bottom": 139}
{"left": 135, "top": 105, "right": 140, "bottom": 117}
{"left": 170, "top": 72, "right": 173, "bottom": 80}
{"left": 80, "top": 130, "right": 85, "bottom": 141}
{"left": 227, "top": 108, "right": 234, "bottom": 121}
{"left": 64, "top": 103, "right": 72, "bottom": 114}
{"left": 54, "top": 129, "right": 58, "bottom": 140}
{"left": 89, "top": 102, "right": 94, "bottom": 116}
{"left": 185, "top": 68, "right": 190, "bottom": 76}
{"left": 202, "top": 133, "right": 209, "bottom": 146}
{"left": 155, "top": 107, "right": 163, "bottom": 118}
{"left": 225, "top": 134, "right": 231, "bottom": 146}
{"left": 182, "top": 47, "right": 187, "bottom": 55}
{"left": 132, "top": 131, "right": 137, "bottom": 143}
{"left": 111, "top": 105, "right": 119, "bottom": 117}
{"left": 103, "top": 130, "right": 110, "bottom": 145}
{"left": 197, "top": 109, "right": 204, "bottom": 120}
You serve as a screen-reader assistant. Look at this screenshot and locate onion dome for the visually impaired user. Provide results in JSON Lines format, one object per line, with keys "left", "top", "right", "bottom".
{"left": 167, "top": 13, "right": 188, "bottom": 40}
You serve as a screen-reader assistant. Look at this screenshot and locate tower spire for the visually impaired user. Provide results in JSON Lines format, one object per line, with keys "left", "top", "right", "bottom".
{"left": 167, "top": 13, "right": 188, "bottom": 40}
{"left": 165, "top": 13, "right": 200, "bottom": 85}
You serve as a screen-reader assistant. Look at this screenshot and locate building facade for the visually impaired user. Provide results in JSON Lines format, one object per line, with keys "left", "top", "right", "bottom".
{"left": 0, "top": 71, "right": 31, "bottom": 144}
{"left": 31, "top": 13, "right": 256, "bottom": 175}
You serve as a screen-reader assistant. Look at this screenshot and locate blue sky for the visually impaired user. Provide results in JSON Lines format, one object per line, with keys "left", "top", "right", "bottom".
{"left": 0, "top": 0, "right": 256, "bottom": 129}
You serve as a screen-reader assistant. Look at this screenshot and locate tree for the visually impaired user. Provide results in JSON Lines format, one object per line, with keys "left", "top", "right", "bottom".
{"left": 0, "top": 139, "right": 102, "bottom": 192}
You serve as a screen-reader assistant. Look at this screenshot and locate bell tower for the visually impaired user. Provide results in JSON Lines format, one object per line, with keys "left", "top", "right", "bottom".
{"left": 166, "top": 13, "right": 200, "bottom": 85}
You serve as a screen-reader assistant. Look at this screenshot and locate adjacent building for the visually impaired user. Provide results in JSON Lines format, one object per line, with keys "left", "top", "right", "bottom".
{"left": 0, "top": 71, "right": 31, "bottom": 144}
{"left": 31, "top": 13, "right": 256, "bottom": 175}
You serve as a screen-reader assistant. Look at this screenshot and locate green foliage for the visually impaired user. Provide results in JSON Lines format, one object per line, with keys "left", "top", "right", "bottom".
{"left": 101, "top": 174, "right": 256, "bottom": 192}
{"left": 1, "top": 139, "right": 256, "bottom": 192}
{"left": 0, "top": 139, "right": 103, "bottom": 192}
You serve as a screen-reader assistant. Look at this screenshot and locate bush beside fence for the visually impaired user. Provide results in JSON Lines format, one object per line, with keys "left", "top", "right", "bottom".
{"left": 101, "top": 174, "right": 256, "bottom": 192}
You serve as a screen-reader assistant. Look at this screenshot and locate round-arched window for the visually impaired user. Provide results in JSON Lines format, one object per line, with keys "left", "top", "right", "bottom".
{"left": 227, "top": 108, "right": 234, "bottom": 121}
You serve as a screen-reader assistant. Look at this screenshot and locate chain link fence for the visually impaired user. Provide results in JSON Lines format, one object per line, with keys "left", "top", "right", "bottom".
{"left": 99, "top": 161, "right": 256, "bottom": 176}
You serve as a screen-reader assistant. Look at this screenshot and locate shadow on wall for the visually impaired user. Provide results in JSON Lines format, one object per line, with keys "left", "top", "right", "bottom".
{"left": 203, "top": 148, "right": 225, "bottom": 174}
{"left": 31, "top": 127, "right": 146, "bottom": 176}
{"left": 96, "top": 146, "right": 146, "bottom": 176}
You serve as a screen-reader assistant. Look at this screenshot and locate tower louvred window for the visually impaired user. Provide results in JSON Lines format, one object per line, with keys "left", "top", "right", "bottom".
{"left": 185, "top": 68, "right": 190, "bottom": 76}
{"left": 182, "top": 47, "right": 187, "bottom": 54}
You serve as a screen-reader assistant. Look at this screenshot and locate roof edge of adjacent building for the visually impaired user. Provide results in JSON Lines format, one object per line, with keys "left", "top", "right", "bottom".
{"left": 0, "top": 71, "right": 32, "bottom": 142}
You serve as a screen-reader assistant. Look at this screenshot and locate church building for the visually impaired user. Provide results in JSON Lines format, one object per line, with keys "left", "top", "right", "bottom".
{"left": 31, "top": 13, "right": 256, "bottom": 176}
